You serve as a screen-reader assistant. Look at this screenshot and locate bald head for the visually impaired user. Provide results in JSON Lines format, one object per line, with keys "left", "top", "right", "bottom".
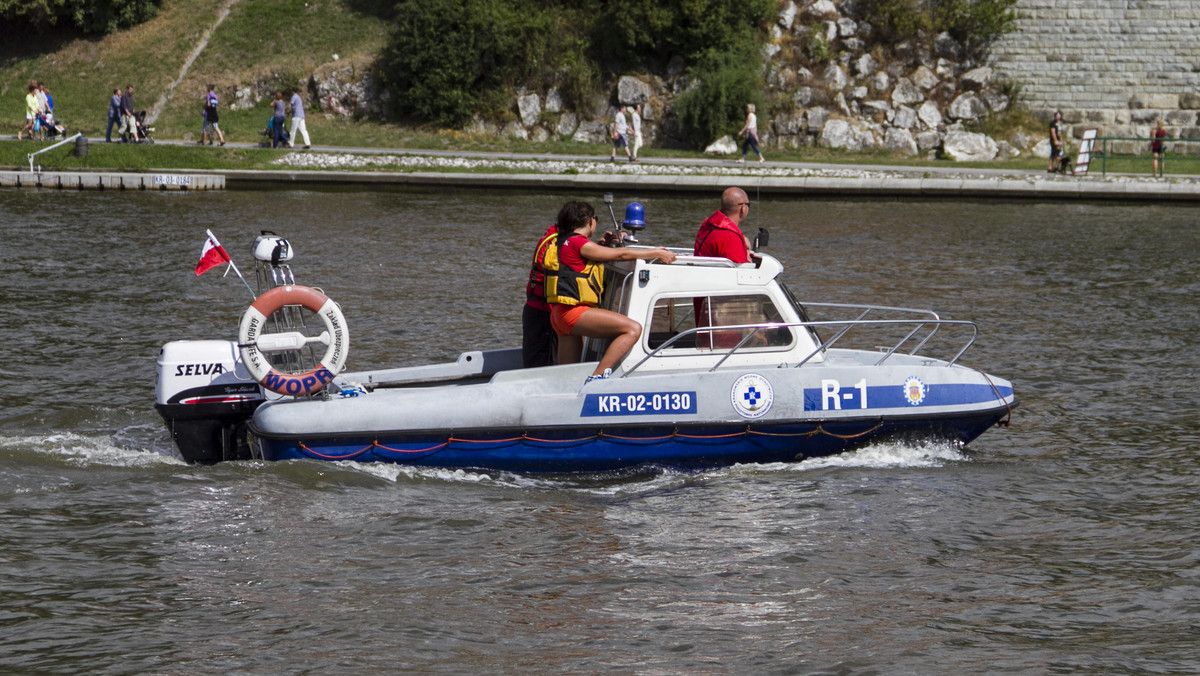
{"left": 719, "top": 187, "right": 749, "bottom": 224}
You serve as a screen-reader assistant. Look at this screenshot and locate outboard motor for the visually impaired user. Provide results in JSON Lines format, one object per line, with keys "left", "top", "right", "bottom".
{"left": 156, "top": 231, "right": 299, "bottom": 463}
{"left": 155, "top": 340, "right": 264, "bottom": 463}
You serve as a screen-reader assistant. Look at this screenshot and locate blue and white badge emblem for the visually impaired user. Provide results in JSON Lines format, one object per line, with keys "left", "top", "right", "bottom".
{"left": 902, "top": 376, "right": 927, "bottom": 406}
{"left": 731, "top": 373, "right": 773, "bottom": 419}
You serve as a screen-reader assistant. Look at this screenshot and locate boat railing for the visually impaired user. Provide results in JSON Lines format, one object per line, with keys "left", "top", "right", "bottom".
{"left": 623, "top": 313, "right": 977, "bottom": 377}
{"left": 798, "top": 301, "right": 944, "bottom": 360}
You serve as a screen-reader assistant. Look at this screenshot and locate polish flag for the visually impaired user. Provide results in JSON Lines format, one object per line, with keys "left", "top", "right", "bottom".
{"left": 195, "top": 230, "right": 231, "bottom": 276}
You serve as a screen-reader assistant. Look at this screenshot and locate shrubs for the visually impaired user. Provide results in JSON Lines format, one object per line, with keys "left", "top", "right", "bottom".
{"left": 593, "top": 0, "right": 774, "bottom": 68}
{"left": 374, "top": 0, "right": 1012, "bottom": 146}
{"left": 674, "top": 45, "right": 766, "bottom": 148}
{"left": 377, "top": 0, "right": 774, "bottom": 146}
{"left": 0, "top": 0, "right": 163, "bottom": 35}
{"left": 861, "top": 0, "right": 1018, "bottom": 56}
{"left": 934, "top": 0, "right": 1020, "bottom": 54}
{"left": 378, "top": 0, "right": 555, "bottom": 127}
{"left": 593, "top": 0, "right": 774, "bottom": 146}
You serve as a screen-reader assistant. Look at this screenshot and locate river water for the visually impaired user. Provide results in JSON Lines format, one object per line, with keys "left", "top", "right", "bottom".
{"left": 0, "top": 186, "right": 1197, "bottom": 674}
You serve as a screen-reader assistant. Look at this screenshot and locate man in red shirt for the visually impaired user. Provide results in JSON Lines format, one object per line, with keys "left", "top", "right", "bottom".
{"left": 694, "top": 187, "right": 754, "bottom": 263}
{"left": 692, "top": 187, "right": 757, "bottom": 348}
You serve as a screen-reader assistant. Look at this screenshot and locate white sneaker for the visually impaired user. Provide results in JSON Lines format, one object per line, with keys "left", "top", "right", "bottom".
{"left": 584, "top": 368, "right": 612, "bottom": 384}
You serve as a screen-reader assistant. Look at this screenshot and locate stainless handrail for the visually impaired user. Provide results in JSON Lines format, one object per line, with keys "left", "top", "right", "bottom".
{"left": 800, "top": 302, "right": 941, "bottom": 349}
{"left": 622, "top": 317, "right": 977, "bottom": 378}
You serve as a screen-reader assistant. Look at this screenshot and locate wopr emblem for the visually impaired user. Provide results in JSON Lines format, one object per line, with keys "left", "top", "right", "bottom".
{"left": 902, "top": 376, "right": 927, "bottom": 406}
{"left": 731, "top": 373, "right": 773, "bottom": 419}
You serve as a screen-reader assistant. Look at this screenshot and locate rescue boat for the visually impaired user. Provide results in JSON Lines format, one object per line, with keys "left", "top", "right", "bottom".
{"left": 156, "top": 229, "right": 1016, "bottom": 472}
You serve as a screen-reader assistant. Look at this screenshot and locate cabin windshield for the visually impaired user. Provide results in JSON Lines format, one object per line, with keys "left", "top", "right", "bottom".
{"left": 647, "top": 294, "right": 795, "bottom": 351}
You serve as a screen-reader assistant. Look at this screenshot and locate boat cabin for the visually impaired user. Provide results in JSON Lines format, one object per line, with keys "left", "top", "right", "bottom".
{"left": 583, "top": 249, "right": 825, "bottom": 374}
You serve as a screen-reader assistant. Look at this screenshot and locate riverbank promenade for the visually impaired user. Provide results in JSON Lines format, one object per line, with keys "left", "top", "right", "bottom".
{"left": 3, "top": 136, "right": 1197, "bottom": 201}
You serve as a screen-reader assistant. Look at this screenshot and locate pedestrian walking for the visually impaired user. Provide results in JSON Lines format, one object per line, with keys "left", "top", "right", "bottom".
{"left": 610, "top": 105, "right": 631, "bottom": 162}
{"left": 736, "top": 103, "right": 764, "bottom": 164}
{"left": 271, "top": 91, "right": 286, "bottom": 148}
{"left": 200, "top": 84, "right": 226, "bottom": 146}
{"left": 18, "top": 83, "right": 37, "bottom": 140}
{"left": 630, "top": 104, "right": 643, "bottom": 161}
{"left": 1047, "top": 111, "right": 1068, "bottom": 173}
{"left": 105, "top": 88, "right": 120, "bottom": 142}
{"left": 118, "top": 85, "right": 136, "bottom": 143}
{"left": 1151, "top": 119, "right": 1166, "bottom": 178}
{"left": 286, "top": 87, "right": 311, "bottom": 149}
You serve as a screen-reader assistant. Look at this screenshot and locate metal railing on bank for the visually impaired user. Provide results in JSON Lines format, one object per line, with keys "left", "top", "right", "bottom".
{"left": 1092, "top": 136, "right": 1200, "bottom": 176}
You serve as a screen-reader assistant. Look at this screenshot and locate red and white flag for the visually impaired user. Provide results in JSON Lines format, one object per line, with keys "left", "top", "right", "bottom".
{"left": 195, "top": 229, "right": 231, "bottom": 276}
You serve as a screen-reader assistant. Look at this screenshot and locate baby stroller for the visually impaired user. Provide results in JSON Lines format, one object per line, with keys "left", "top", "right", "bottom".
{"left": 259, "top": 115, "right": 290, "bottom": 148}
{"left": 132, "top": 110, "right": 155, "bottom": 144}
{"left": 35, "top": 114, "right": 67, "bottom": 140}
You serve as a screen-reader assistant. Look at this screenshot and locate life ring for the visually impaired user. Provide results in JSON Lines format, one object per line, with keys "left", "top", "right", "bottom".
{"left": 238, "top": 285, "right": 349, "bottom": 396}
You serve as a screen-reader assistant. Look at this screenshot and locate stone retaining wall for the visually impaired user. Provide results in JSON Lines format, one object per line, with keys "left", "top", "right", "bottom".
{"left": 991, "top": 0, "right": 1200, "bottom": 144}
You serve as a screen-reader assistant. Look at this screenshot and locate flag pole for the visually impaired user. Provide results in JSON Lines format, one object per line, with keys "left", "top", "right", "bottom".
{"left": 206, "top": 229, "right": 257, "bottom": 300}
{"left": 226, "top": 259, "right": 257, "bottom": 299}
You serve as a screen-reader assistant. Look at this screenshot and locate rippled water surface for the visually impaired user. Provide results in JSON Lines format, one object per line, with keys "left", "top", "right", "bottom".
{"left": 1, "top": 187, "right": 1198, "bottom": 674}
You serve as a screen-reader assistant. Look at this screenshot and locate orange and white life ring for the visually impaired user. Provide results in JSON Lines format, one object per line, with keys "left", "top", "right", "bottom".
{"left": 238, "top": 285, "right": 349, "bottom": 396}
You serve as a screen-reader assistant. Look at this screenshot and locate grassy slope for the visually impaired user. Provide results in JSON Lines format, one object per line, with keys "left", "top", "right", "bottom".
{"left": 1, "top": 0, "right": 390, "bottom": 145}
{"left": 155, "top": 0, "right": 390, "bottom": 143}
{"left": 0, "top": 0, "right": 1182, "bottom": 176}
{"left": 1, "top": 0, "right": 225, "bottom": 133}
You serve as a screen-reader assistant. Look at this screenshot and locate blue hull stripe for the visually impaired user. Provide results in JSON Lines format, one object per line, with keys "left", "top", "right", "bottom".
{"left": 804, "top": 383, "right": 1013, "bottom": 411}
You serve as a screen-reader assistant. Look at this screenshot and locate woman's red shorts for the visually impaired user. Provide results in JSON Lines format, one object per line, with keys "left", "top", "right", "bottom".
{"left": 550, "top": 304, "right": 590, "bottom": 336}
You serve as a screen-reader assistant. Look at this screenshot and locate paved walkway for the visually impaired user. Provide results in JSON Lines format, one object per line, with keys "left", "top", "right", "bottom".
{"left": 6, "top": 135, "right": 1197, "bottom": 201}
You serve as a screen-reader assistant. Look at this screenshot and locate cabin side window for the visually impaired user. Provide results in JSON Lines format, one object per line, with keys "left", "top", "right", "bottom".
{"left": 647, "top": 294, "right": 794, "bottom": 351}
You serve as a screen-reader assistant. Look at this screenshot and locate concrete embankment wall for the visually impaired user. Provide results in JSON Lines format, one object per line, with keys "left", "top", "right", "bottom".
{"left": 0, "top": 171, "right": 224, "bottom": 190}
{"left": 991, "top": 0, "right": 1200, "bottom": 144}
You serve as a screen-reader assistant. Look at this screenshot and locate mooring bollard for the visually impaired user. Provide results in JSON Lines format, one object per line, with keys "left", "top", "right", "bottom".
{"left": 74, "top": 136, "right": 89, "bottom": 158}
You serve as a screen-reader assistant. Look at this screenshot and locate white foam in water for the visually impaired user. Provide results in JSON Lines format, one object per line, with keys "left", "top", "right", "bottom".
{"left": 1, "top": 433, "right": 962, "bottom": 484}
{"left": 789, "top": 438, "right": 968, "bottom": 471}
{"left": 335, "top": 460, "right": 541, "bottom": 488}
{"left": 338, "top": 439, "right": 969, "bottom": 493}
{"left": 0, "top": 432, "right": 186, "bottom": 468}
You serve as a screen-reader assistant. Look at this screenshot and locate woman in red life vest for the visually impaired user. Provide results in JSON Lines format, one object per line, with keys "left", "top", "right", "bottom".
{"left": 546, "top": 201, "right": 676, "bottom": 383}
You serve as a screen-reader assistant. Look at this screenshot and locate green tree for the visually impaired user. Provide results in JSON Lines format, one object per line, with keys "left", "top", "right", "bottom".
{"left": 0, "top": 0, "right": 162, "bottom": 35}
{"left": 934, "top": 0, "right": 1019, "bottom": 55}
{"left": 594, "top": 0, "right": 774, "bottom": 67}
{"left": 376, "top": 0, "right": 775, "bottom": 146}
{"left": 378, "top": 0, "right": 555, "bottom": 126}
{"left": 595, "top": 0, "right": 773, "bottom": 147}
{"left": 858, "top": 0, "right": 1018, "bottom": 54}
{"left": 674, "top": 44, "right": 765, "bottom": 147}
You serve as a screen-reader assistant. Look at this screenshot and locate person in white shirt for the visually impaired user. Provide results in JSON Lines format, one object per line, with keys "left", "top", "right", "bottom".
{"left": 610, "top": 105, "right": 632, "bottom": 162}
{"left": 286, "top": 87, "right": 311, "bottom": 149}
{"left": 630, "top": 104, "right": 643, "bottom": 161}
{"left": 737, "top": 103, "right": 765, "bottom": 164}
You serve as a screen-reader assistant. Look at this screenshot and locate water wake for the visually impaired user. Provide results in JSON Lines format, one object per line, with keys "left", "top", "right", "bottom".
{"left": 0, "top": 431, "right": 185, "bottom": 468}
